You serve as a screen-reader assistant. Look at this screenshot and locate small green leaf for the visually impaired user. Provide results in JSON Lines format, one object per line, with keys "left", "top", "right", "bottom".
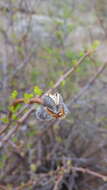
{"left": 12, "top": 137, "right": 17, "bottom": 143}
{"left": 45, "top": 47, "right": 53, "bottom": 54}
{"left": 1, "top": 117, "right": 9, "bottom": 123}
{"left": 48, "top": 80, "right": 54, "bottom": 87}
{"left": 11, "top": 90, "right": 18, "bottom": 99}
{"left": 12, "top": 114, "right": 18, "bottom": 120}
{"left": 33, "top": 86, "right": 43, "bottom": 96}
{"left": 23, "top": 93, "right": 33, "bottom": 103}
{"left": 56, "top": 136, "right": 63, "bottom": 143}
{"left": 92, "top": 40, "right": 100, "bottom": 49}
{"left": 55, "top": 31, "right": 63, "bottom": 40}
{"left": 8, "top": 105, "right": 15, "bottom": 113}
{"left": 61, "top": 80, "right": 66, "bottom": 86}
{"left": 30, "top": 164, "right": 37, "bottom": 172}
{"left": 72, "top": 60, "right": 77, "bottom": 65}
{"left": 79, "top": 51, "right": 84, "bottom": 57}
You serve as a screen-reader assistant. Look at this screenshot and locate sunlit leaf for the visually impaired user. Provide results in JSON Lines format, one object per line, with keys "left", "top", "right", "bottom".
{"left": 11, "top": 90, "right": 18, "bottom": 99}
{"left": 33, "top": 86, "right": 43, "bottom": 96}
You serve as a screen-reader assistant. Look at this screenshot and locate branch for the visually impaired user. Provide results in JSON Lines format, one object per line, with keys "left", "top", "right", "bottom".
{"left": 12, "top": 97, "right": 43, "bottom": 107}
{"left": 53, "top": 175, "right": 64, "bottom": 190}
{"left": 0, "top": 185, "right": 7, "bottom": 190}
{"left": 69, "top": 61, "right": 107, "bottom": 105}
{"left": 0, "top": 51, "right": 94, "bottom": 146}
{"left": 0, "top": 6, "right": 36, "bottom": 15}
{"left": 16, "top": 180, "right": 34, "bottom": 190}
{"left": 0, "top": 97, "right": 43, "bottom": 136}
{"left": 72, "top": 166, "right": 107, "bottom": 181}
{"left": 47, "top": 50, "right": 93, "bottom": 94}
{"left": 0, "top": 107, "right": 35, "bottom": 146}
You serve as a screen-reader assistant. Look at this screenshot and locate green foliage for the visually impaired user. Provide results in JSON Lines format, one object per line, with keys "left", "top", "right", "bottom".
{"left": 67, "top": 23, "right": 75, "bottom": 32}
{"left": 79, "top": 51, "right": 84, "bottom": 57}
{"left": 12, "top": 137, "right": 17, "bottom": 143}
{"left": 61, "top": 80, "right": 66, "bottom": 86}
{"left": 30, "top": 164, "right": 37, "bottom": 172}
{"left": 23, "top": 93, "right": 33, "bottom": 103}
{"left": 92, "top": 40, "right": 100, "bottom": 49}
{"left": 56, "top": 136, "right": 63, "bottom": 143}
{"left": 55, "top": 31, "right": 63, "bottom": 40}
{"left": 65, "top": 50, "right": 79, "bottom": 60}
{"left": 27, "top": 128, "right": 38, "bottom": 137}
{"left": 0, "top": 153, "right": 7, "bottom": 169}
{"left": 8, "top": 104, "right": 22, "bottom": 116}
{"left": 63, "top": 4, "right": 72, "bottom": 18}
{"left": 31, "top": 70, "right": 40, "bottom": 84}
{"left": 10, "top": 90, "right": 18, "bottom": 99}
{"left": 33, "top": 86, "right": 43, "bottom": 96}
{"left": 11, "top": 113, "right": 18, "bottom": 120}
{"left": 1, "top": 116, "right": 9, "bottom": 124}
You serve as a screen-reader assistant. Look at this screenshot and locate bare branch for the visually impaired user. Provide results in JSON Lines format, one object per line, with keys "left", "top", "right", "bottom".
{"left": 53, "top": 175, "right": 64, "bottom": 190}
{"left": 69, "top": 61, "right": 107, "bottom": 105}
{"left": 72, "top": 166, "right": 107, "bottom": 181}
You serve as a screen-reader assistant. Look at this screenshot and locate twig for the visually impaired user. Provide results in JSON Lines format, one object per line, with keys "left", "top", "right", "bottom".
{"left": 0, "top": 122, "right": 11, "bottom": 136}
{"left": 0, "top": 97, "right": 43, "bottom": 136}
{"left": 53, "top": 175, "right": 64, "bottom": 190}
{"left": 0, "top": 107, "right": 35, "bottom": 146}
{"left": 0, "top": 6, "right": 36, "bottom": 15}
{"left": 72, "top": 166, "right": 107, "bottom": 181}
{"left": 47, "top": 51, "right": 93, "bottom": 94}
{"left": 16, "top": 180, "right": 34, "bottom": 190}
{"left": 0, "top": 51, "right": 94, "bottom": 145}
{"left": 69, "top": 61, "right": 107, "bottom": 105}
{"left": 11, "top": 97, "right": 43, "bottom": 107}
{"left": 0, "top": 184, "right": 7, "bottom": 190}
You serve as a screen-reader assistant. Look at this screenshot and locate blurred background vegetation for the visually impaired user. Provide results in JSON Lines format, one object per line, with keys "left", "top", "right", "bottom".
{"left": 0, "top": 0, "right": 107, "bottom": 189}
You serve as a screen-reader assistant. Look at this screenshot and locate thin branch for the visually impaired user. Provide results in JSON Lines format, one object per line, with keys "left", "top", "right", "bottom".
{"left": 69, "top": 61, "right": 107, "bottom": 105}
{"left": 0, "top": 51, "right": 95, "bottom": 146}
{"left": 0, "top": 97, "right": 43, "bottom": 136}
{"left": 72, "top": 166, "right": 107, "bottom": 181}
{"left": 47, "top": 50, "right": 93, "bottom": 94}
{"left": 8, "top": 97, "right": 43, "bottom": 120}
{"left": 0, "top": 107, "right": 35, "bottom": 146}
{"left": 16, "top": 180, "right": 34, "bottom": 190}
{"left": 0, "top": 6, "right": 36, "bottom": 15}
{"left": 53, "top": 175, "right": 64, "bottom": 190}
{"left": 0, "top": 122, "right": 11, "bottom": 136}
{"left": 12, "top": 97, "right": 43, "bottom": 107}
{"left": 0, "top": 185, "right": 7, "bottom": 190}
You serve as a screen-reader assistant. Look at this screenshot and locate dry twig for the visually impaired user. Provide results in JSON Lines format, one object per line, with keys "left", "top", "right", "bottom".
{"left": 72, "top": 166, "right": 107, "bottom": 181}
{"left": 69, "top": 61, "right": 107, "bottom": 105}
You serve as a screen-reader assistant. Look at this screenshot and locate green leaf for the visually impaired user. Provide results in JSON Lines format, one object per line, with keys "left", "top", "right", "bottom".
{"left": 23, "top": 93, "right": 33, "bottom": 103}
{"left": 12, "top": 137, "right": 17, "bottom": 143}
{"left": 56, "top": 136, "right": 63, "bottom": 143}
{"left": 45, "top": 47, "right": 53, "bottom": 54}
{"left": 11, "top": 90, "right": 18, "bottom": 99}
{"left": 92, "top": 40, "right": 100, "bottom": 50}
{"left": 30, "top": 164, "right": 37, "bottom": 172}
{"left": 8, "top": 105, "right": 15, "bottom": 113}
{"left": 1, "top": 117, "right": 9, "bottom": 123}
{"left": 55, "top": 31, "right": 63, "bottom": 40}
{"left": 79, "top": 51, "right": 84, "bottom": 57}
{"left": 12, "top": 114, "right": 18, "bottom": 120}
{"left": 33, "top": 86, "right": 43, "bottom": 96}
{"left": 61, "top": 80, "right": 66, "bottom": 86}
